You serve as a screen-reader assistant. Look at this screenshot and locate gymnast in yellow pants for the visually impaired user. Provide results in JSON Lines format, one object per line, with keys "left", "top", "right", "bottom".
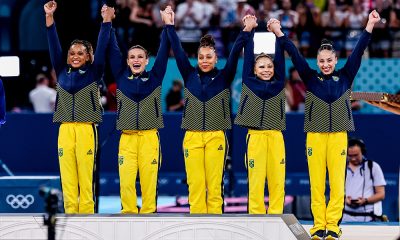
{"left": 118, "top": 130, "right": 161, "bottom": 213}
{"left": 107, "top": 9, "right": 171, "bottom": 213}
{"left": 164, "top": 9, "right": 253, "bottom": 213}
{"left": 58, "top": 123, "right": 99, "bottom": 213}
{"left": 271, "top": 11, "right": 380, "bottom": 239}
{"left": 235, "top": 16, "right": 286, "bottom": 214}
{"left": 45, "top": 1, "right": 113, "bottom": 213}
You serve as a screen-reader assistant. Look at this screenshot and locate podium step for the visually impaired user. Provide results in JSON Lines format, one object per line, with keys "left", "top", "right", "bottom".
{"left": 0, "top": 214, "right": 310, "bottom": 240}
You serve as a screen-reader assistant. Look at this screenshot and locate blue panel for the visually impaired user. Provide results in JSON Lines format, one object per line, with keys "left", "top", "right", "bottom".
{"left": 0, "top": 113, "right": 397, "bottom": 174}
{"left": 0, "top": 176, "right": 61, "bottom": 213}
{"left": 0, "top": 113, "right": 397, "bottom": 219}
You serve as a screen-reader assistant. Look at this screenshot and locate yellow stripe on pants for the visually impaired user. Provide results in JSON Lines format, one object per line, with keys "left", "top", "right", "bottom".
{"left": 183, "top": 130, "right": 227, "bottom": 214}
{"left": 58, "top": 122, "right": 97, "bottom": 214}
{"left": 246, "top": 129, "right": 285, "bottom": 214}
{"left": 118, "top": 129, "right": 161, "bottom": 214}
{"left": 307, "top": 132, "right": 347, "bottom": 235}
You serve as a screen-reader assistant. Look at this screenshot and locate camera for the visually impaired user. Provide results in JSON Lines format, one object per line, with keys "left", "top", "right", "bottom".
{"left": 349, "top": 199, "right": 360, "bottom": 208}
{"left": 39, "top": 186, "right": 63, "bottom": 214}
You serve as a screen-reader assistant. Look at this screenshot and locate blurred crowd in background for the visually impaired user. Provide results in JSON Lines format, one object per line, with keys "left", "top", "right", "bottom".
{"left": 1, "top": 0, "right": 400, "bottom": 113}
{"left": 113, "top": 0, "right": 400, "bottom": 58}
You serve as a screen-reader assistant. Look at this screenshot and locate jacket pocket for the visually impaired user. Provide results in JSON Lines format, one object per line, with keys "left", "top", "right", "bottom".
{"left": 117, "top": 100, "right": 122, "bottom": 120}
{"left": 154, "top": 98, "right": 159, "bottom": 118}
{"left": 308, "top": 101, "right": 314, "bottom": 122}
{"left": 345, "top": 100, "right": 352, "bottom": 120}
{"left": 222, "top": 98, "right": 226, "bottom": 119}
{"left": 183, "top": 98, "right": 188, "bottom": 118}
{"left": 240, "top": 95, "right": 248, "bottom": 115}
{"left": 54, "top": 93, "right": 59, "bottom": 112}
{"left": 90, "top": 91, "right": 96, "bottom": 112}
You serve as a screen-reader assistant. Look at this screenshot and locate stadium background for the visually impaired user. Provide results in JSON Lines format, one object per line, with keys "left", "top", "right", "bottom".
{"left": 0, "top": 0, "right": 398, "bottom": 221}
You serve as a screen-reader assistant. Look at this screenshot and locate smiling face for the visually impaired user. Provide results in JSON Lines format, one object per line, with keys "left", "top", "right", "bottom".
{"left": 317, "top": 49, "right": 337, "bottom": 75}
{"left": 67, "top": 44, "right": 90, "bottom": 68}
{"left": 254, "top": 57, "right": 274, "bottom": 81}
{"left": 197, "top": 47, "right": 217, "bottom": 73}
{"left": 127, "top": 48, "right": 149, "bottom": 75}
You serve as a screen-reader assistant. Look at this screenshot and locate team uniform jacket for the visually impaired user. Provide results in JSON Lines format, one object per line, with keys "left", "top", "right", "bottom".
{"left": 277, "top": 31, "right": 371, "bottom": 132}
{"left": 108, "top": 27, "right": 170, "bottom": 130}
{"left": 166, "top": 25, "right": 251, "bottom": 130}
{"left": 47, "top": 22, "right": 111, "bottom": 123}
{"left": 235, "top": 30, "right": 286, "bottom": 130}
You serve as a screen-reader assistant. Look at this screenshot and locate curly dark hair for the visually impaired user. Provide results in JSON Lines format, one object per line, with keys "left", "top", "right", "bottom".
{"left": 69, "top": 39, "right": 94, "bottom": 63}
{"left": 198, "top": 34, "right": 215, "bottom": 51}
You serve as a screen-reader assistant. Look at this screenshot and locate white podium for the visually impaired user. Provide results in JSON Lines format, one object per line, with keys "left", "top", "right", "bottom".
{"left": 0, "top": 214, "right": 310, "bottom": 240}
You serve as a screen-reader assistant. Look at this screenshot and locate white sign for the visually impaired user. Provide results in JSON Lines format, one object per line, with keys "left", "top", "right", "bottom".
{"left": 0, "top": 56, "right": 20, "bottom": 77}
{"left": 253, "top": 32, "right": 276, "bottom": 55}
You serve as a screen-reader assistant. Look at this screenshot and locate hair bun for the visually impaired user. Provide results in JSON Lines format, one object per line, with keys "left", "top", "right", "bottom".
{"left": 199, "top": 34, "right": 215, "bottom": 48}
{"left": 320, "top": 38, "right": 333, "bottom": 47}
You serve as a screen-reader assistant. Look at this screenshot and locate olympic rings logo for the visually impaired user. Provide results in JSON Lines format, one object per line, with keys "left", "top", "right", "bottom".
{"left": 6, "top": 194, "right": 35, "bottom": 209}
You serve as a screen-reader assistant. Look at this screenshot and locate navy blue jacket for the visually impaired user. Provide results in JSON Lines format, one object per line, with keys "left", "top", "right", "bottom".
{"left": 166, "top": 25, "right": 251, "bottom": 102}
{"left": 278, "top": 30, "right": 371, "bottom": 132}
{"left": 277, "top": 31, "right": 371, "bottom": 103}
{"left": 47, "top": 22, "right": 111, "bottom": 94}
{"left": 234, "top": 30, "right": 286, "bottom": 130}
{"left": 242, "top": 30, "right": 285, "bottom": 99}
{"left": 108, "top": 26, "right": 170, "bottom": 101}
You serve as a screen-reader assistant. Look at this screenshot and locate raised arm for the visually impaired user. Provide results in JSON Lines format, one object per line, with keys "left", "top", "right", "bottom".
{"left": 104, "top": 5, "right": 124, "bottom": 81}
{"left": 108, "top": 29, "right": 124, "bottom": 81}
{"left": 92, "top": 5, "right": 114, "bottom": 81}
{"left": 268, "top": 20, "right": 285, "bottom": 83}
{"left": 242, "top": 30, "right": 255, "bottom": 81}
{"left": 44, "top": 1, "right": 63, "bottom": 75}
{"left": 150, "top": 9, "right": 172, "bottom": 84}
{"left": 269, "top": 18, "right": 314, "bottom": 83}
{"left": 242, "top": 15, "right": 258, "bottom": 81}
{"left": 342, "top": 10, "right": 379, "bottom": 82}
{"left": 222, "top": 16, "right": 254, "bottom": 84}
{"left": 165, "top": 8, "right": 193, "bottom": 82}
{"left": 0, "top": 79, "right": 5, "bottom": 125}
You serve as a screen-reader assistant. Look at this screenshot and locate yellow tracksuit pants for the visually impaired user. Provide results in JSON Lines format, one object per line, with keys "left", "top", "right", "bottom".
{"left": 118, "top": 129, "right": 161, "bottom": 214}
{"left": 183, "top": 130, "right": 227, "bottom": 214}
{"left": 307, "top": 132, "right": 347, "bottom": 235}
{"left": 58, "top": 122, "right": 98, "bottom": 214}
{"left": 246, "top": 129, "right": 285, "bottom": 214}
